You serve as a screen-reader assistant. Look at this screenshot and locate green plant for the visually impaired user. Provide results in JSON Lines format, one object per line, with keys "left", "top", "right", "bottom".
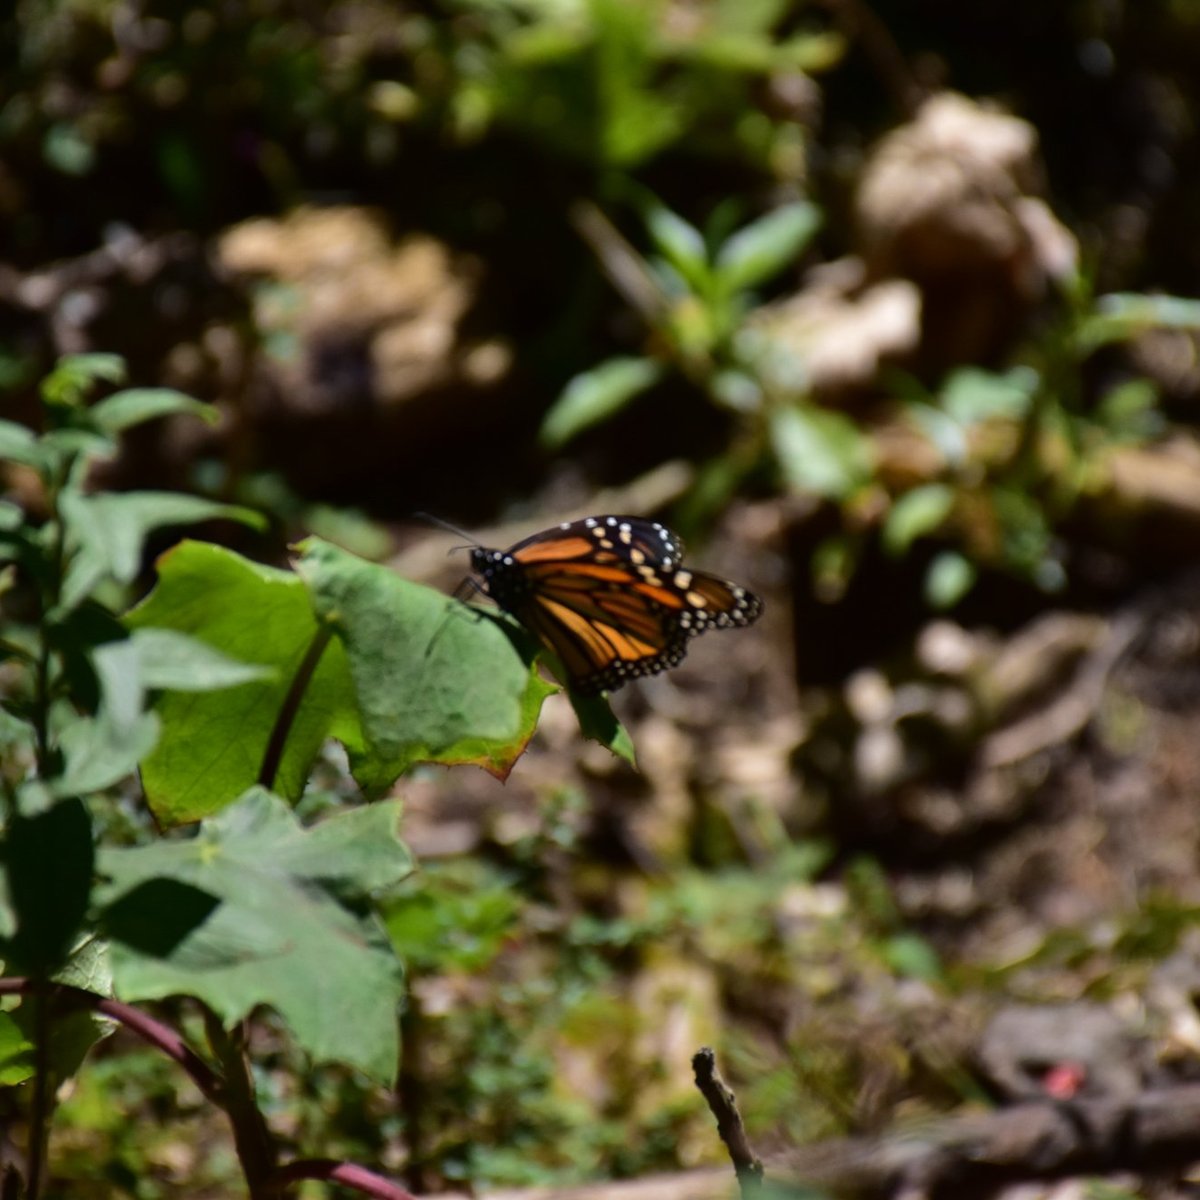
{"left": 879, "top": 281, "right": 1200, "bottom": 606}
{"left": 544, "top": 193, "right": 861, "bottom": 528}
{"left": 440, "top": 0, "right": 842, "bottom": 170}
{"left": 547, "top": 195, "right": 1200, "bottom": 606}
{"left": 0, "top": 354, "right": 631, "bottom": 1198}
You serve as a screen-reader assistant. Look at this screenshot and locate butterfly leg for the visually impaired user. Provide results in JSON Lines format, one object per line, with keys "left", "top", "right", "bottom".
{"left": 453, "top": 576, "right": 486, "bottom": 602}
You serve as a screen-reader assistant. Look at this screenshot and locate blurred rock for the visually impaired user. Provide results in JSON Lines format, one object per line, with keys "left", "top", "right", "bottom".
{"left": 856, "top": 91, "right": 1079, "bottom": 368}
{"left": 977, "top": 1002, "right": 1145, "bottom": 1100}
{"left": 219, "top": 206, "right": 511, "bottom": 416}
{"left": 747, "top": 260, "right": 922, "bottom": 398}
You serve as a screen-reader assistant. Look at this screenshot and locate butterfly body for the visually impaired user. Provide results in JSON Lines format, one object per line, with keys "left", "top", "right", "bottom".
{"left": 469, "top": 515, "right": 761, "bottom": 694}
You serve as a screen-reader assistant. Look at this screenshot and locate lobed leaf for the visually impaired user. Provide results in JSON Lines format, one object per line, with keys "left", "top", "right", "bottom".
{"left": 127, "top": 627, "right": 276, "bottom": 692}
{"left": 295, "top": 537, "right": 556, "bottom": 786}
{"left": 124, "top": 541, "right": 360, "bottom": 824}
{"left": 97, "top": 789, "right": 411, "bottom": 1083}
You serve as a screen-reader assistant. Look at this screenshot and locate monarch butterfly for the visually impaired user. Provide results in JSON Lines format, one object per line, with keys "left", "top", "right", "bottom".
{"left": 466, "top": 515, "right": 762, "bottom": 695}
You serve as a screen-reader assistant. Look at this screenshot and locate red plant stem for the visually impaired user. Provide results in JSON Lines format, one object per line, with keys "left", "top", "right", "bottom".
{"left": 203, "top": 1012, "right": 280, "bottom": 1199}
{"left": 0, "top": 978, "right": 223, "bottom": 1102}
{"left": 0, "top": 980, "right": 421, "bottom": 1199}
{"left": 273, "top": 1159, "right": 421, "bottom": 1199}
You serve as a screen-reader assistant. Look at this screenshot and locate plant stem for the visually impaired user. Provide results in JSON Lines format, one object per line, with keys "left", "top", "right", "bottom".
{"left": 258, "top": 622, "right": 333, "bottom": 792}
{"left": 24, "top": 981, "right": 50, "bottom": 1200}
{"left": 0, "top": 979, "right": 224, "bottom": 1102}
{"left": 0, "top": 982, "right": 420, "bottom": 1200}
{"left": 32, "top": 466, "right": 68, "bottom": 781}
{"left": 204, "top": 1011, "right": 282, "bottom": 1200}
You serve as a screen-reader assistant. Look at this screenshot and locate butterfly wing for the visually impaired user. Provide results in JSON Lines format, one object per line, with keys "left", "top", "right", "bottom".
{"left": 475, "top": 515, "right": 759, "bottom": 694}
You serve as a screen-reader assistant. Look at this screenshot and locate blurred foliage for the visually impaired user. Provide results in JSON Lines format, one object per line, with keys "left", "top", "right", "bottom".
{"left": 549, "top": 194, "right": 1200, "bottom": 605}
{"left": 0, "top": 0, "right": 839, "bottom": 261}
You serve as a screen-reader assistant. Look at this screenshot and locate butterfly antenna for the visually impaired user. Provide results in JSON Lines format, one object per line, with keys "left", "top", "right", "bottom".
{"left": 412, "top": 511, "right": 480, "bottom": 546}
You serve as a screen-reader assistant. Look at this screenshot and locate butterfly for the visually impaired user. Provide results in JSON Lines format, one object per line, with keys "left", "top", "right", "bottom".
{"left": 466, "top": 515, "right": 762, "bottom": 695}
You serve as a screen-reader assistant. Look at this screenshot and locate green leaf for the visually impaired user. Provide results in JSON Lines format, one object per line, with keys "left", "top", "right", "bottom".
{"left": 0, "top": 1010, "right": 34, "bottom": 1085}
{"left": 1078, "top": 292, "right": 1200, "bottom": 354}
{"left": 54, "top": 638, "right": 160, "bottom": 796}
{"left": 98, "top": 789, "right": 411, "bottom": 1083}
{"left": 0, "top": 500, "right": 25, "bottom": 531}
{"left": 39, "top": 427, "right": 115, "bottom": 463}
{"left": 0, "top": 420, "right": 46, "bottom": 470}
{"left": 540, "top": 357, "right": 663, "bottom": 450}
{"left": 87, "top": 389, "right": 218, "bottom": 435}
{"left": 40, "top": 354, "right": 126, "bottom": 408}
{"left": 924, "top": 551, "right": 976, "bottom": 609}
{"left": 775, "top": 31, "right": 846, "bottom": 72}
{"left": 769, "top": 404, "right": 872, "bottom": 499}
{"left": 4, "top": 983, "right": 112, "bottom": 1086}
{"left": 709, "top": 0, "right": 790, "bottom": 38}
{"left": 882, "top": 484, "right": 955, "bottom": 556}
{"left": 1096, "top": 378, "right": 1163, "bottom": 442}
{"left": 714, "top": 201, "right": 821, "bottom": 293}
{"left": 296, "top": 538, "right": 555, "bottom": 787}
{"left": 128, "top": 628, "right": 276, "bottom": 691}
{"left": 60, "top": 490, "right": 267, "bottom": 611}
{"left": 4, "top": 798, "right": 94, "bottom": 975}
{"left": 811, "top": 533, "right": 861, "bottom": 603}
{"left": 882, "top": 932, "right": 942, "bottom": 981}
{"left": 940, "top": 366, "right": 1037, "bottom": 427}
{"left": 124, "top": 541, "right": 360, "bottom": 824}
{"left": 906, "top": 401, "right": 968, "bottom": 466}
{"left": 568, "top": 692, "right": 635, "bottom": 766}
{"left": 645, "top": 205, "right": 710, "bottom": 291}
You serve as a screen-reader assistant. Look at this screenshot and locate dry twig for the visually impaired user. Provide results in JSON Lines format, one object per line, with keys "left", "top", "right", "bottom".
{"left": 692, "top": 1048, "right": 764, "bottom": 1196}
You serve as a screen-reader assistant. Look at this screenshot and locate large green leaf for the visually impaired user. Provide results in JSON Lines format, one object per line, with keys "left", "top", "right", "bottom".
{"left": 124, "top": 541, "right": 361, "bottom": 825}
{"left": 97, "top": 789, "right": 411, "bottom": 1083}
{"left": 60, "top": 491, "right": 266, "bottom": 611}
{"left": 127, "top": 628, "right": 276, "bottom": 691}
{"left": 295, "top": 538, "right": 555, "bottom": 787}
